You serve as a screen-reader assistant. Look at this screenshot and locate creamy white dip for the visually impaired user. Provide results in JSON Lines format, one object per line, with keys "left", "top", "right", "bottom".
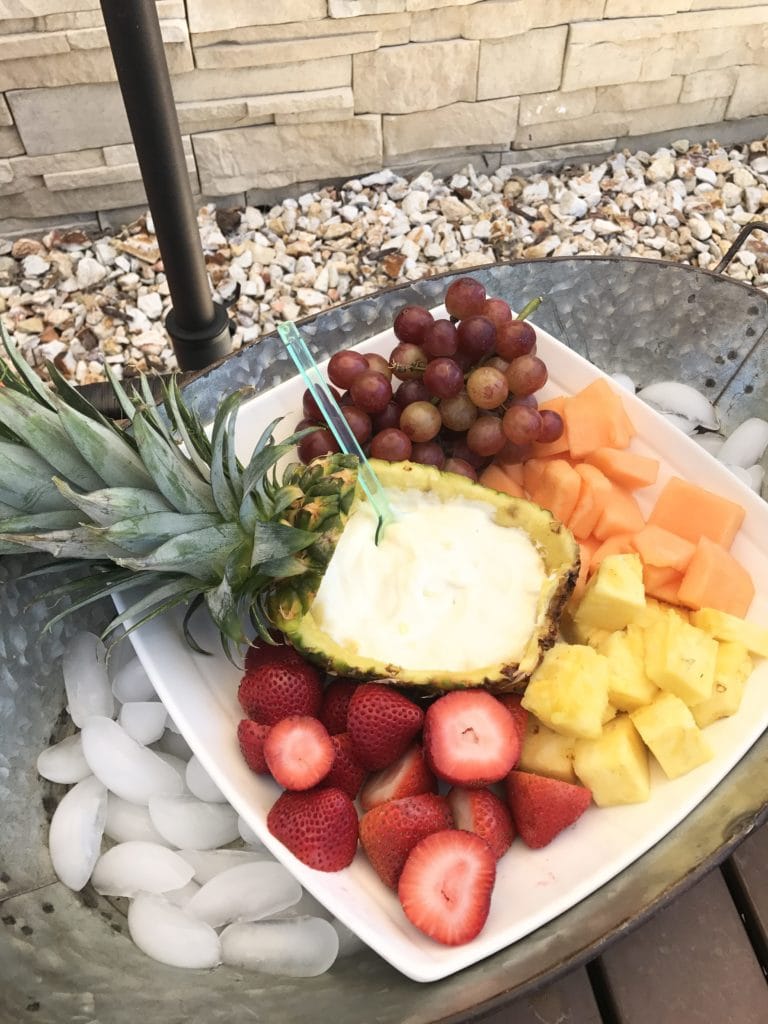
{"left": 311, "top": 489, "right": 547, "bottom": 673}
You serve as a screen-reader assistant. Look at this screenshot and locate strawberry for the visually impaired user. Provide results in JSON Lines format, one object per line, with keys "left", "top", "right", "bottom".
{"left": 423, "top": 690, "right": 520, "bottom": 786}
{"left": 237, "top": 719, "right": 271, "bottom": 774}
{"left": 505, "top": 770, "right": 592, "bottom": 849}
{"left": 446, "top": 786, "right": 514, "bottom": 860}
{"left": 359, "top": 793, "right": 452, "bottom": 889}
{"left": 263, "top": 716, "right": 334, "bottom": 791}
{"left": 360, "top": 743, "right": 436, "bottom": 812}
{"left": 497, "top": 693, "right": 528, "bottom": 754}
{"left": 325, "top": 732, "right": 367, "bottom": 799}
{"left": 347, "top": 683, "right": 424, "bottom": 771}
{"left": 244, "top": 637, "right": 302, "bottom": 675}
{"left": 319, "top": 679, "right": 359, "bottom": 735}
{"left": 237, "top": 658, "right": 323, "bottom": 725}
{"left": 267, "top": 787, "right": 359, "bottom": 872}
{"left": 398, "top": 829, "right": 497, "bottom": 946}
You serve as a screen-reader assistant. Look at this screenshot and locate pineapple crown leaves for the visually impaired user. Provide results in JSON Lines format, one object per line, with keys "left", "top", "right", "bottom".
{"left": 0, "top": 326, "right": 359, "bottom": 654}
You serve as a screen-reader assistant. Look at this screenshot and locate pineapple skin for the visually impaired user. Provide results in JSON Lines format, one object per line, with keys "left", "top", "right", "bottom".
{"left": 271, "top": 460, "right": 580, "bottom": 693}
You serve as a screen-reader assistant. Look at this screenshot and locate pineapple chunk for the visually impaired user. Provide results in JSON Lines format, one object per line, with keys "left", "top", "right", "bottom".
{"left": 642, "top": 611, "right": 717, "bottom": 706}
{"left": 573, "top": 553, "right": 646, "bottom": 632}
{"left": 691, "top": 641, "right": 753, "bottom": 728}
{"left": 634, "top": 597, "right": 688, "bottom": 629}
{"left": 521, "top": 643, "right": 610, "bottom": 740}
{"left": 631, "top": 692, "right": 714, "bottom": 779}
{"left": 561, "top": 612, "right": 613, "bottom": 649}
{"left": 690, "top": 607, "right": 768, "bottom": 659}
{"left": 599, "top": 627, "right": 659, "bottom": 711}
{"left": 518, "top": 718, "right": 577, "bottom": 783}
{"left": 574, "top": 715, "right": 650, "bottom": 806}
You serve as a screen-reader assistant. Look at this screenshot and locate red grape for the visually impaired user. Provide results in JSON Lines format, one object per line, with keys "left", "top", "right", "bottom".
{"left": 370, "top": 428, "right": 412, "bottom": 461}
{"left": 483, "top": 298, "right": 513, "bottom": 328}
{"left": 443, "top": 457, "right": 477, "bottom": 481}
{"left": 444, "top": 277, "right": 487, "bottom": 319}
{"left": 302, "top": 385, "right": 340, "bottom": 421}
{"left": 439, "top": 392, "right": 478, "bottom": 431}
{"left": 507, "top": 393, "right": 538, "bottom": 409}
{"left": 394, "top": 305, "right": 434, "bottom": 344}
{"left": 422, "top": 319, "right": 459, "bottom": 359}
{"left": 298, "top": 428, "right": 340, "bottom": 464}
{"left": 502, "top": 405, "right": 543, "bottom": 445}
{"left": 399, "top": 401, "right": 441, "bottom": 442}
{"left": 498, "top": 440, "right": 534, "bottom": 464}
{"left": 296, "top": 416, "right": 320, "bottom": 430}
{"left": 394, "top": 379, "right": 431, "bottom": 408}
{"left": 423, "top": 357, "right": 464, "bottom": 399}
{"left": 538, "top": 409, "right": 565, "bottom": 443}
{"left": 366, "top": 352, "right": 393, "bottom": 380}
{"left": 505, "top": 355, "right": 548, "bottom": 397}
{"left": 372, "top": 401, "right": 401, "bottom": 432}
{"left": 457, "top": 316, "right": 496, "bottom": 362}
{"left": 327, "top": 350, "right": 369, "bottom": 390}
{"left": 349, "top": 370, "right": 393, "bottom": 414}
{"left": 390, "top": 343, "right": 427, "bottom": 381}
{"left": 410, "top": 441, "right": 446, "bottom": 468}
{"left": 446, "top": 438, "right": 487, "bottom": 469}
{"left": 485, "top": 356, "right": 509, "bottom": 373}
{"left": 342, "top": 405, "right": 372, "bottom": 445}
{"left": 466, "top": 366, "right": 509, "bottom": 410}
{"left": 339, "top": 390, "right": 355, "bottom": 407}
{"left": 496, "top": 320, "right": 536, "bottom": 362}
{"left": 466, "top": 415, "right": 506, "bottom": 457}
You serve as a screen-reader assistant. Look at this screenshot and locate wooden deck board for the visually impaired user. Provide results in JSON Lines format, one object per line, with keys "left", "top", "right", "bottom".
{"left": 725, "top": 820, "right": 768, "bottom": 972}
{"left": 483, "top": 966, "right": 602, "bottom": 1023}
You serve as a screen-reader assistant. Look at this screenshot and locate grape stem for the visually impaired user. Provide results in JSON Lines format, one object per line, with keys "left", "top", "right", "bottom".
{"left": 389, "top": 360, "right": 427, "bottom": 375}
{"left": 516, "top": 296, "right": 543, "bottom": 321}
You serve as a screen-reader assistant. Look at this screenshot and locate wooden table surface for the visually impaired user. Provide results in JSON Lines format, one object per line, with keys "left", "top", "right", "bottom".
{"left": 487, "top": 820, "right": 768, "bottom": 1024}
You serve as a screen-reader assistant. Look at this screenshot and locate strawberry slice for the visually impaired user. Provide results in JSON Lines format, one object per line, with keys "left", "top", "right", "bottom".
{"left": 325, "top": 732, "right": 367, "bottom": 799}
{"left": 360, "top": 743, "right": 436, "bottom": 812}
{"left": 505, "top": 770, "right": 592, "bottom": 849}
{"left": 423, "top": 690, "right": 520, "bottom": 786}
{"left": 238, "top": 658, "right": 323, "bottom": 725}
{"left": 447, "top": 786, "right": 514, "bottom": 860}
{"left": 359, "top": 793, "right": 452, "bottom": 889}
{"left": 347, "top": 683, "right": 424, "bottom": 771}
{"left": 263, "top": 716, "right": 334, "bottom": 791}
{"left": 398, "top": 829, "right": 497, "bottom": 946}
{"left": 497, "top": 693, "right": 528, "bottom": 754}
{"left": 319, "top": 679, "right": 359, "bottom": 735}
{"left": 267, "top": 787, "right": 359, "bottom": 872}
{"left": 237, "top": 719, "right": 271, "bottom": 774}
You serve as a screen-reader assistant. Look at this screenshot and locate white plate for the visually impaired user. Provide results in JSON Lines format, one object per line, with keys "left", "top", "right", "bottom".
{"left": 121, "top": 309, "right": 768, "bottom": 983}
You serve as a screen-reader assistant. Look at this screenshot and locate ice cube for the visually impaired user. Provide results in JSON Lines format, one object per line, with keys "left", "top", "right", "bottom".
{"left": 111, "top": 658, "right": 156, "bottom": 703}
{"left": 185, "top": 862, "right": 302, "bottom": 928}
{"left": 81, "top": 717, "right": 185, "bottom": 805}
{"left": 118, "top": 702, "right": 167, "bottom": 745}
{"left": 63, "top": 631, "right": 115, "bottom": 726}
{"left": 164, "top": 880, "right": 200, "bottom": 907}
{"left": 104, "top": 794, "right": 172, "bottom": 846}
{"left": 332, "top": 918, "right": 366, "bottom": 958}
{"left": 148, "top": 795, "right": 239, "bottom": 850}
{"left": 128, "top": 893, "right": 221, "bottom": 969}
{"left": 178, "top": 848, "right": 273, "bottom": 885}
{"left": 37, "top": 733, "right": 91, "bottom": 784}
{"left": 154, "top": 729, "right": 193, "bottom": 762}
{"left": 276, "top": 889, "right": 333, "bottom": 922}
{"left": 185, "top": 756, "right": 226, "bottom": 803}
{"left": 48, "top": 775, "right": 108, "bottom": 891}
{"left": 220, "top": 917, "right": 339, "bottom": 977}
{"left": 153, "top": 751, "right": 189, "bottom": 790}
{"left": 91, "top": 841, "right": 195, "bottom": 897}
{"left": 237, "top": 815, "right": 264, "bottom": 847}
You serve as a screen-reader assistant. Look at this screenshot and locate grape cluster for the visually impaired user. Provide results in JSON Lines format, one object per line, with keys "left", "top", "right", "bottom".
{"left": 296, "top": 276, "right": 564, "bottom": 480}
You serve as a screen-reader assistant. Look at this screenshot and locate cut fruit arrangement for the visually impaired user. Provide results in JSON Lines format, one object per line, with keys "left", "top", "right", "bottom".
{"left": 0, "top": 273, "right": 767, "bottom": 965}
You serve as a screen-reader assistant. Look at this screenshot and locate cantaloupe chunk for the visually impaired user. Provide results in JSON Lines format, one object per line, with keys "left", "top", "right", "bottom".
{"left": 531, "top": 396, "right": 570, "bottom": 457}
{"left": 593, "top": 483, "right": 646, "bottom": 541}
{"left": 522, "top": 458, "right": 550, "bottom": 498}
{"left": 529, "top": 458, "right": 582, "bottom": 525}
{"left": 648, "top": 477, "right": 745, "bottom": 549}
{"left": 591, "top": 534, "right": 637, "bottom": 568}
{"left": 563, "top": 379, "right": 636, "bottom": 459}
{"left": 479, "top": 464, "right": 525, "bottom": 498}
{"left": 583, "top": 448, "right": 659, "bottom": 490}
{"left": 631, "top": 524, "right": 696, "bottom": 573}
{"left": 495, "top": 445, "right": 528, "bottom": 484}
{"left": 677, "top": 536, "right": 755, "bottom": 618}
{"left": 568, "top": 479, "right": 597, "bottom": 541}
{"left": 643, "top": 564, "right": 683, "bottom": 604}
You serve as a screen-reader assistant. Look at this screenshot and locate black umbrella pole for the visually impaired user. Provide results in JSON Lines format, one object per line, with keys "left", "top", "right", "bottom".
{"left": 100, "top": 0, "right": 232, "bottom": 371}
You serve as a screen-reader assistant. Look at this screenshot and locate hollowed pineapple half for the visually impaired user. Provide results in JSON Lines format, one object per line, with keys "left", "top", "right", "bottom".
{"left": 270, "top": 460, "right": 580, "bottom": 693}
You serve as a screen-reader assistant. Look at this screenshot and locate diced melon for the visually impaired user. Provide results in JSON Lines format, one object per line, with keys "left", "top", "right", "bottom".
{"left": 521, "top": 643, "right": 610, "bottom": 740}
{"left": 631, "top": 693, "right": 714, "bottom": 780}
{"left": 648, "top": 477, "right": 745, "bottom": 549}
{"left": 598, "top": 629, "right": 659, "bottom": 711}
{"left": 528, "top": 458, "right": 582, "bottom": 525}
{"left": 591, "top": 534, "right": 637, "bottom": 569}
{"left": 690, "top": 607, "right": 768, "bottom": 658}
{"left": 583, "top": 448, "right": 660, "bottom": 490}
{"left": 563, "top": 379, "right": 636, "bottom": 458}
{"left": 479, "top": 464, "right": 526, "bottom": 498}
{"left": 568, "top": 479, "right": 597, "bottom": 541}
{"left": 531, "top": 396, "right": 570, "bottom": 457}
{"left": 677, "top": 536, "right": 755, "bottom": 618}
{"left": 522, "top": 457, "right": 551, "bottom": 498}
{"left": 642, "top": 564, "right": 683, "bottom": 604}
{"left": 690, "top": 641, "right": 753, "bottom": 728}
{"left": 631, "top": 524, "right": 696, "bottom": 573}
{"left": 642, "top": 612, "right": 717, "bottom": 706}
{"left": 593, "top": 483, "right": 646, "bottom": 541}
{"left": 573, "top": 552, "right": 646, "bottom": 632}
{"left": 518, "top": 718, "right": 577, "bottom": 783}
{"left": 574, "top": 715, "right": 651, "bottom": 806}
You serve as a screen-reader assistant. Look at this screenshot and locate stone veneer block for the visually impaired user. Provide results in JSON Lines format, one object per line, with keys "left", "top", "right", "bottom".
{"left": 44, "top": 151, "right": 196, "bottom": 192}
{"left": 627, "top": 96, "right": 728, "bottom": 136}
{"left": 526, "top": 0, "right": 605, "bottom": 28}
{"left": 0, "top": 30, "right": 70, "bottom": 61}
{"left": 36, "top": 10, "right": 104, "bottom": 30}
{"left": 596, "top": 78, "right": 683, "bottom": 113}
{"left": 502, "top": 137, "right": 618, "bottom": 167}
{"left": 171, "top": 56, "right": 350, "bottom": 103}
{"left": 0, "top": 159, "right": 12, "bottom": 185}
{"left": 353, "top": 39, "right": 479, "bottom": 113}
{"left": 383, "top": 96, "right": 519, "bottom": 156}
{"left": 462, "top": 0, "right": 528, "bottom": 39}
{"left": 727, "top": 64, "right": 768, "bottom": 120}
{"left": 194, "top": 32, "right": 380, "bottom": 70}
{"left": 409, "top": 6, "right": 467, "bottom": 41}
{"left": 186, "top": 0, "right": 325, "bottom": 33}
{"left": 516, "top": 111, "right": 631, "bottom": 149}
{"left": 0, "top": 1, "right": 99, "bottom": 15}
{"left": 193, "top": 12, "right": 409, "bottom": 46}
{"left": 192, "top": 114, "right": 382, "bottom": 194}
{"left": 329, "top": 0, "right": 406, "bottom": 14}
{"left": 680, "top": 67, "right": 738, "bottom": 104}
{"left": 0, "top": 179, "right": 154, "bottom": 220}
{"left": 406, "top": 0, "right": 483, "bottom": 10}
{"left": 102, "top": 137, "right": 193, "bottom": 167}
{"left": 0, "top": 125, "right": 24, "bottom": 157}
{"left": 605, "top": 0, "right": 760, "bottom": 14}
{"left": 477, "top": 26, "right": 568, "bottom": 100}
{"left": 9, "top": 148, "right": 103, "bottom": 176}
{"left": 8, "top": 83, "right": 130, "bottom": 154}
{"left": 0, "top": 95, "right": 12, "bottom": 127}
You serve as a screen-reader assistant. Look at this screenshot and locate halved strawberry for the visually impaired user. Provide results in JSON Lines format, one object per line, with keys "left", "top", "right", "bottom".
{"left": 347, "top": 683, "right": 424, "bottom": 771}
{"left": 360, "top": 743, "right": 436, "bottom": 812}
{"left": 359, "top": 793, "right": 452, "bottom": 890}
{"left": 267, "top": 787, "right": 359, "bottom": 872}
{"left": 238, "top": 658, "right": 323, "bottom": 725}
{"left": 319, "top": 679, "right": 359, "bottom": 735}
{"left": 237, "top": 719, "right": 271, "bottom": 774}
{"left": 505, "top": 770, "right": 592, "bottom": 849}
{"left": 497, "top": 693, "right": 528, "bottom": 755}
{"left": 263, "top": 716, "right": 334, "bottom": 791}
{"left": 398, "top": 829, "right": 497, "bottom": 946}
{"left": 325, "top": 732, "right": 367, "bottom": 799}
{"left": 446, "top": 786, "right": 514, "bottom": 860}
{"left": 423, "top": 691, "right": 520, "bottom": 786}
